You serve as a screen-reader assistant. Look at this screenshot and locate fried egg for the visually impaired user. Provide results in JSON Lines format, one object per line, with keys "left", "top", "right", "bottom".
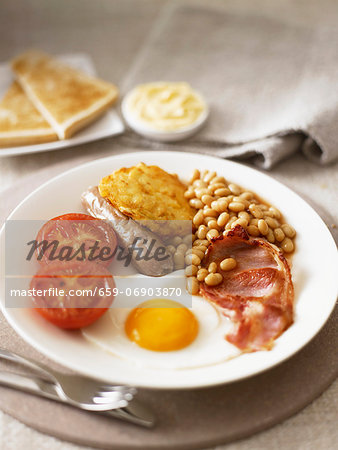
{"left": 82, "top": 273, "right": 241, "bottom": 369}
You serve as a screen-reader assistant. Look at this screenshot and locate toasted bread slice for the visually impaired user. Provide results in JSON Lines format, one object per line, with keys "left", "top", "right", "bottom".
{"left": 11, "top": 50, "right": 119, "bottom": 139}
{"left": 0, "top": 81, "right": 58, "bottom": 147}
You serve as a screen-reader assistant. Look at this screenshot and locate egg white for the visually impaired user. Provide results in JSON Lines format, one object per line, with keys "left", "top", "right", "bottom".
{"left": 81, "top": 271, "right": 241, "bottom": 369}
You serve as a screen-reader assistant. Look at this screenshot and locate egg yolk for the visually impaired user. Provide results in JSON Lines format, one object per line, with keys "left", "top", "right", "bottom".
{"left": 125, "top": 299, "right": 199, "bottom": 352}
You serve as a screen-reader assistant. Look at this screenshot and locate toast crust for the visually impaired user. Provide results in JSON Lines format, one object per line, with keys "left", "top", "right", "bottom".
{"left": 0, "top": 132, "right": 57, "bottom": 147}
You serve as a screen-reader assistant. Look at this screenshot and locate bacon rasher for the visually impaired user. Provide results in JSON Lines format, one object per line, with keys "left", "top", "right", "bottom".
{"left": 200, "top": 226, "right": 294, "bottom": 351}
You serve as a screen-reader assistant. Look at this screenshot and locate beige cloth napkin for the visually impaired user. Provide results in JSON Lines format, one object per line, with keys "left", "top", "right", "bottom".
{"left": 121, "top": 3, "right": 338, "bottom": 169}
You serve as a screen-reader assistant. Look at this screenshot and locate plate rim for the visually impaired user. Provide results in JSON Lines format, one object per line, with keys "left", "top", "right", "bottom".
{"left": 1, "top": 150, "right": 337, "bottom": 389}
{"left": 0, "top": 111, "right": 125, "bottom": 157}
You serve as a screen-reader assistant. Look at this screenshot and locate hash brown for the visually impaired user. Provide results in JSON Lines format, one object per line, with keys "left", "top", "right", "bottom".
{"left": 98, "top": 163, "right": 195, "bottom": 238}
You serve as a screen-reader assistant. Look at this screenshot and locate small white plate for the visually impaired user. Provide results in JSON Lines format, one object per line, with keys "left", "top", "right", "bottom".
{"left": 0, "top": 54, "right": 124, "bottom": 157}
{"left": 121, "top": 90, "right": 209, "bottom": 142}
{"left": 0, "top": 151, "right": 337, "bottom": 389}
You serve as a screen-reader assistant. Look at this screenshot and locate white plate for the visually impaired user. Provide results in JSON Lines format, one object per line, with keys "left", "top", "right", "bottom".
{"left": 1, "top": 151, "right": 337, "bottom": 389}
{"left": 0, "top": 54, "right": 124, "bottom": 157}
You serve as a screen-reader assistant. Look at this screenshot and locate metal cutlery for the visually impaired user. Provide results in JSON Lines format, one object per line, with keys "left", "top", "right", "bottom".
{"left": 0, "top": 348, "right": 135, "bottom": 411}
{"left": 0, "top": 370, "right": 155, "bottom": 428}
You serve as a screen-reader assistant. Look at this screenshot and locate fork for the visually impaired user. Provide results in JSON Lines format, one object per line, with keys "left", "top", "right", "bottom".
{"left": 0, "top": 349, "right": 136, "bottom": 411}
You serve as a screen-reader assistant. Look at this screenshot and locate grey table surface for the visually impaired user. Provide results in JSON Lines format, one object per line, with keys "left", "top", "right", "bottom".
{"left": 0, "top": 0, "right": 337, "bottom": 449}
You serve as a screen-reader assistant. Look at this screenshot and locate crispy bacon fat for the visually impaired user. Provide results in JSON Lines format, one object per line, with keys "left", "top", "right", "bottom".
{"left": 200, "top": 226, "right": 294, "bottom": 351}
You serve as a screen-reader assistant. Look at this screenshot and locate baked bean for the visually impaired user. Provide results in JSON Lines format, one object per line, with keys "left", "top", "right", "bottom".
{"left": 172, "top": 236, "right": 182, "bottom": 246}
{"left": 197, "top": 225, "right": 208, "bottom": 240}
{"left": 213, "top": 198, "right": 228, "bottom": 213}
{"left": 204, "top": 216, "right": 217, "bottom": 226}
{"left": 210, "top": 176, "right": 226, "bottom": 185}
{"left": 258, "top": 219, "right": 269, "bottom": 235}
{"left": 220, "top": 257, "right": 237, "bottom": 271}
{"left": 225, "top": 221, "right": 237, "bottom": 231}
{"left": 203, "top": 208, "right": 218, "bottom": 218}
{"left": 193, "top": 238, "right": 208, "bottom": 246}
{"left": 281, "top": 237, "right": 294, "bottom": 253}
{"left": 233, "top": 217, "right": 248, "bottom": 228}
{"left": 193, "top": 210, "right": 204, "bottom": 227}
{"left": 176, "top": 243, "right": 188, "bottom": 254}
{"left": 194, "top": 251, "right": 207, "bottom": 263}
{"left": 182, "top": 234, "right": 194, "bottom": 246}
{"left": 185, "top": 264, "right": 198, "bottom": 277}
{"left": 195, "top": 188, "right": 208, "bottom": 199}
{"left": 209, "top": 183, "right": 226, "bottom": 193}
{"left": 185, "top": 253, "right": 201, "bottom": 266}
{"left": 191, "top": 248, "right": 205, "bottom": 260}
{"left": 240, "top": 191, "right": 254, "bottom": 200}
{"left": 190, "top": 198, "right": 203, "bottom": 209}
{"left": 200, "top": 170, "right": 209, "bottom": 180}
{"left": 193, "top": 246, "right": 208, "bottom": 256}
{"left": 232, "top": 195, "right": 243, "bottom": 201}
{"left": 210, "top": 200, "right": 219, "bottom": 210}
{"left": 217, "top": 212, "right": 230, "bottom": 227}
{"left": 206, "top": 229, "right": 219, "bottom": 241}
{"left": 186, "top": 276, "right": 199, "bottom": 295}
{"left": 190, "top": 169, "right": 200, "bottom": 183}
{"left": 186, "top": 168, "right": 297, "bottom": 267}
{"left": 228, "top": 183, "right": 242, "bottom": 195}
{"left": 204, "top": 171, "right": 216, "bottom": 183}
{"left": 229, "top": 201, "right": 245, "bottom": 212}
{"left": 207, "top": 219, "right": 219, "bottom": 230}
{"left": 238, "top": 211, "right": 251, "bottom": 222}
{"left": 281, "top": 224, "right": 296, "bottom": 238}
{"left": 167, "top": 245, "right": 176, "bottom": 254}
{"left": 184, "top": 188, "right": 195, "bottom": 199}
{"left": 266, "top": 228, "right": 275, "bottom": 243}
{"left": 193, "top": 179, "right": 207, "bottom": 188}
{"left": 173, "top": 252, "right": 185, "bottom": 269}
{"left": 228, "top": 216, "right": 238, "bottom": 225}
{"left": 247, "top": 225, "right": 260, "bottom": 236}
{"left": 201, "top": 194, "right": 214, "bottom": 206}
{"left": 274, "top": 227, "right": 285, "bottom": 242}
{"left": 249, "top": 218, "right": 259, "bottom": 226}
{"left": 269, "top": 206, "right": 281, "bottom": 219}
{"left": 233, "top": 197, "right": 249, "bottom": 208}
{"left": 197, "top": 268, "right": 209, "bottom": 281}
{"left": 208, "top": 262, "right": 217, "bottom": 273}
{"left": 265, "top": 217, "right": 279, "bottom": 229}
{"left": 249, "top": 204, "right": 264, "bottom": 219}
{"left": 205, "top": 273, "right": 223, "bottom": 286}
{"left": 214, "top": 187, "right": 231, "bottom": 197}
